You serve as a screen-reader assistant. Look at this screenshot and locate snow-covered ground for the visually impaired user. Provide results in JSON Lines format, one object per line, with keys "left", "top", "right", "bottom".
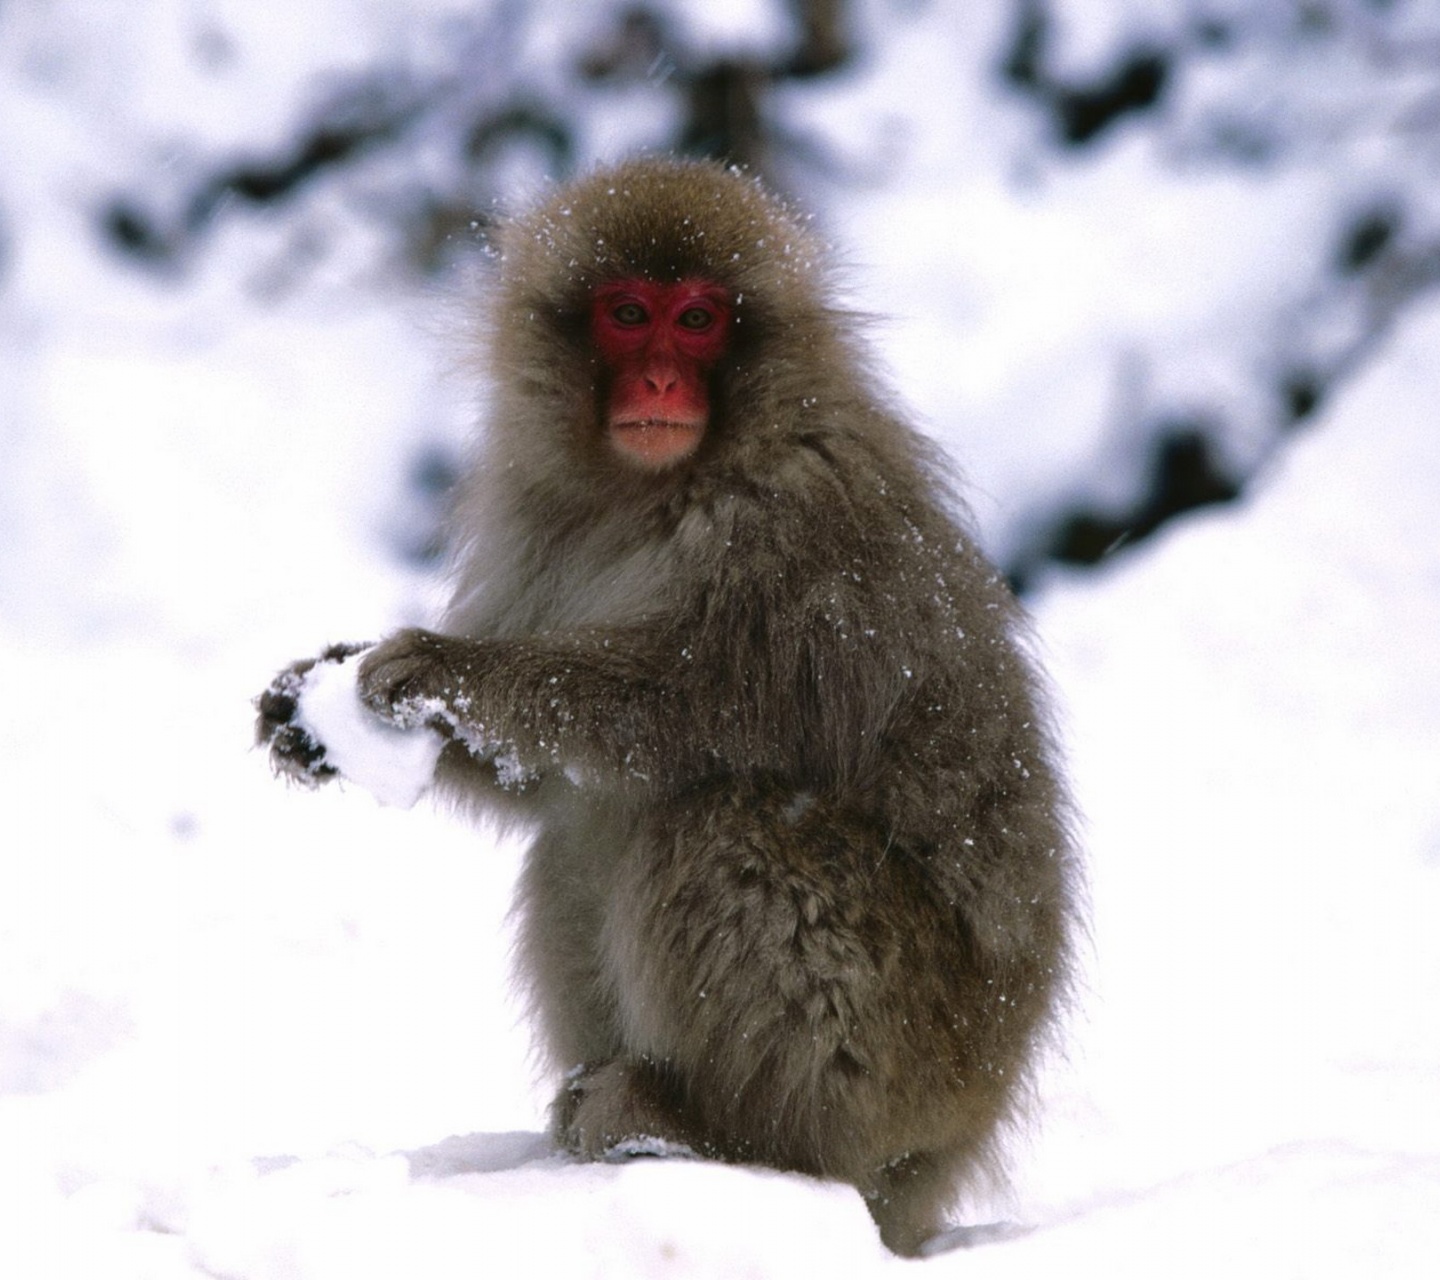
{"left": 3, "top": 2, "right": 1438, "bottom": 1276}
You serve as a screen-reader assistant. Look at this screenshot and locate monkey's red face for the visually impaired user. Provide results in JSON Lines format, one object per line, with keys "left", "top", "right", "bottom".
{"left": 590, "top": 279, "right": 732, "bottom": 468}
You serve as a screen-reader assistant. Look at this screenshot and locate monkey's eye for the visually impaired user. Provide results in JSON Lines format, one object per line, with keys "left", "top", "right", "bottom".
{"left": 677, "top": 306, "right": 716, "bottom": 331}
{"left": 611, "top": 302, "right": 648, "bottom": 326}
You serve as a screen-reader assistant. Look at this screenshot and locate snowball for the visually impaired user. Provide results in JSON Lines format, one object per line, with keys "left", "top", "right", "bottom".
{"left": 294, "top": 651, "right": 446, "bottom": 809}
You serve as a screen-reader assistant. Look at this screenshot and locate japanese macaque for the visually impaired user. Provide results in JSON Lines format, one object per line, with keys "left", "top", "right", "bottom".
{"left": 256, "top": 157, "right": 1078, "bottom": 1256}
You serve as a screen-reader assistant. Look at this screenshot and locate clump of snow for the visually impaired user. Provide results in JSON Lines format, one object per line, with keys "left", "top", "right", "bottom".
{"left": 295, "top": 650, "right": 446, "bottom": 809}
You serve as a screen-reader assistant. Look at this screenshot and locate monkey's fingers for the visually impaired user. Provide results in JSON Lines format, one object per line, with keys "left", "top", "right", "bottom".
{"left": 254, "top": 671, "right": 306, "bottom": 746}
{"left": 254, "top": 641, "right": 373, "bottom": 781}
{"left": 264, "top": 720, "right": 339, "bottom": 787}
{"left": 255, "top": 647, "right": 350, "bottom": 739}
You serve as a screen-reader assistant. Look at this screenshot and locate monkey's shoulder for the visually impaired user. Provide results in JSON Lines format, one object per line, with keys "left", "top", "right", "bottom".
{"left": 687, "top": 460, "right": 1003, "bottom": 621}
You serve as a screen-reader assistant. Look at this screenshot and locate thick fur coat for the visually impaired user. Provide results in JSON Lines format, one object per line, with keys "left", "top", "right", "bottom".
{"left": 259, "top": 158, "right": 1079, "bottom": 1255}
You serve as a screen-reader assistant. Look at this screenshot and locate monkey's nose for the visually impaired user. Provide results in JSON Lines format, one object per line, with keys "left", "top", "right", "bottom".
{"left": 644, "top": 365, "right": 680, "bottom": 394}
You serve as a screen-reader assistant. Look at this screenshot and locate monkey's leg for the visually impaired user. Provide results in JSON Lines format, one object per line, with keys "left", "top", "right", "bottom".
{"left": 513, "top": 810, "right": 638, "bottom": 1088}
{"left": 602, "top": 782, "right": 1018, "bottom": 1253}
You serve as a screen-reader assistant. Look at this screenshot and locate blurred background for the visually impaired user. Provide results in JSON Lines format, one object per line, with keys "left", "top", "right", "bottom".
{"left": 8, "top": 0, "right": 1440, "bottom": 609}
{"left": 3, "top": 3, "right": 1439, "bottom": 1276}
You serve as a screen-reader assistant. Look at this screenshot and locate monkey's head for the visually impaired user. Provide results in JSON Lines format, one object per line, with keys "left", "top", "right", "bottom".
{"left": 486, "top": 158, "right": 841, "bottom": 482}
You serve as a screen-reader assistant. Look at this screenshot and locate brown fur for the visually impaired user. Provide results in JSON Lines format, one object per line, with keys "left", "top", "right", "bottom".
{"left": 257, "top": 157, "right": 1079, "bottom": 1255}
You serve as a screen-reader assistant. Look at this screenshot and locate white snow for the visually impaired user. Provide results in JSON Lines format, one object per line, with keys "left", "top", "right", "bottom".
{"left": 2, "top": 2, "right": 1439, "bottom": 1277}
{"left": 294, "top": 651, "right": 447, "bottom": 809}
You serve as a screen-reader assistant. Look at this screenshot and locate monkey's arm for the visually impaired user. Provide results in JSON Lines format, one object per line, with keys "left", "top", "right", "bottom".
{"left": 357, "top": 625, "right": 682, "bottom": 789}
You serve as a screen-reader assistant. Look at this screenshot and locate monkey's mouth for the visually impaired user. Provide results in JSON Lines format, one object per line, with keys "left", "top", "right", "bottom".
{"left": 609, "top": 418, "right": 705, "bottom": 467}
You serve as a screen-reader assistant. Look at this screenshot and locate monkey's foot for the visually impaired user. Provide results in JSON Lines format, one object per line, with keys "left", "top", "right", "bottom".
{"left": 554, "top": 1059, "right": 699, "bottom": 1162}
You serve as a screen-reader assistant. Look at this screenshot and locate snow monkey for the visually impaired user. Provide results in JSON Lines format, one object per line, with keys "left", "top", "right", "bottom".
{"left": 256, "top": 157, "right": 1078, "bottom": 1256}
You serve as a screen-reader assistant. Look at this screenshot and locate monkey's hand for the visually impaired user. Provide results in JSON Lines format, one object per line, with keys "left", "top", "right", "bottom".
{"left": 359, "top": 629, "right": 554, "bottom": 797}
{"left": 258, "top": 640, "right": 450, "bottom": 807}
{"left": 255, "top": 642, "right": 371, "bottom": 786}
{"left": 356, "top": 628, "right": 476, "bottom": 730}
